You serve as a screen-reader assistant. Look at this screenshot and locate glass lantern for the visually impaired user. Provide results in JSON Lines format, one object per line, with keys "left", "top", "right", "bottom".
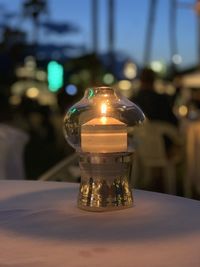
{"left": 64, "top": 86, "right": 145, "bottom": 211}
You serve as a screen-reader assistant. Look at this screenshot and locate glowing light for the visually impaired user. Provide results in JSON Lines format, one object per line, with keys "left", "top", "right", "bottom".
{"left": 103, "top": 73, "right": 114, "bottom": 85}
{"left": 118, "top": 80, "right": 132, "bottom": 90}
{"left": 100, "top": 117, "right": 107, "bottom": 124}
{"left": 179, "top": 105, "right": 188, "bottom": 116}
{"left": 172, "top": 54, "right": 182, "bottom": 65}
{"left": 101, "top": 103, "right": 107, "bottom": 115}
{"left": 47, "top": 61, "right": 64, "bottom": 92}
{"left": 26, "top": 87, "right": 39, "bottom": 98}
{"left": 123, "top": 62, "right": 137, "bottom": 79}
{"left": 150, "top": 61, "right": 165, "bottom": 73}
{"left": 65, "top": 84, "right": 78, "bottom": 96}
{"left": 36, "top": 70, "right": 46, "bottom": 81}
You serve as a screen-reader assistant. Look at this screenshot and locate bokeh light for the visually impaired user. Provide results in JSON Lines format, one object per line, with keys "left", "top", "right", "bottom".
{"left": 26, "top": 87, "right": 39, "bottom": 98}
{"left": 172, "top": 54, "right": 182, "bottom": 65}
{"left": 103, "top": 73, "right": 114, "bottom": 85}
{"left": 65, "top": 84, "right": 78, "bottom": 96}
{"left": 123, "top": 62, "right": 137, "bottom": 79}
{"left": 47, "top": 61, "right": 64, "bottom": 92}
{"left": 178, "top": 105, "right": 188, "bottom": 116}
{"left": 150, "top": 61, "right": 166, "bottom": 74}
{"left": 36, "top": 70, "right": 47, "bottom": 81}
{"left": 118, "top": 80, "right": 132, "bottom": 90}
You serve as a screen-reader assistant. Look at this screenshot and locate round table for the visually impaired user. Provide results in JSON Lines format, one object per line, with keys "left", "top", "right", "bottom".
{"left": 0, "top": 181, "right": 199, "bottom": 267}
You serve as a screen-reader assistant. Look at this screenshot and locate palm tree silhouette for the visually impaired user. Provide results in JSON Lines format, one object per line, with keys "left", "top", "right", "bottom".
{"left": 91, "top": 0, "right": 98, "bottom": 54}
{"left": 108, "top": 0, "right": 115, "bottom": 69}
{"left": 176, "top": 0, "right": 200, "bottom": 66}
{"left": 143, "top": 0, "right": 158, "bottom": 65}
{"left": 169, "top": 0, "right": 178, "bottom": 72}
{"left": 23, "top": 0, "right": 47, "bottom": 44}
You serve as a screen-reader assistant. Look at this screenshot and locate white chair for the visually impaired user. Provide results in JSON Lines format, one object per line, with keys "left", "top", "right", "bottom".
{"left": 39, "top": 153, "right": 80, "bottom": 182}
{"left": 132, "top": 121, "right": 182, "bottom": 194}
{"left": 0, "top": 123, "right": 29, "bottom": 179}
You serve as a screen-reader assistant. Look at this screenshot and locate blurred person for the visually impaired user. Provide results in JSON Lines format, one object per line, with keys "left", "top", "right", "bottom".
{"left": 190, "top": 88, "right": 200, "bottom": 109}
{"left": 22, "top": 98, "right": 65, "bottom": 179}
{"left": 172, "top": 75, "right": 183, "bottom": 106}
{"left": 132, "top": 68, "right": 181, "bottom": 160}
{"left": 132, "top": 68, "right": 178, "bottom": 126}
{"left": 0, "top": 93, "right": 29, "bottom": 179}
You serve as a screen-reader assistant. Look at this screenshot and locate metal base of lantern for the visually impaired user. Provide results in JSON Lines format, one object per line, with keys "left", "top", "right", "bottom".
{"left": 78, "top": 152, "right": 134, "bottom": 212}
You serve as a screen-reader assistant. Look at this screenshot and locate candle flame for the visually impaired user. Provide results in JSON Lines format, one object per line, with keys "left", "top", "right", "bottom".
{"left": 101, "top": 103, "right": 107, "bottom": 115}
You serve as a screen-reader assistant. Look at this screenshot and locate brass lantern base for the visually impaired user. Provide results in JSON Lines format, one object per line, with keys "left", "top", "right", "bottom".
{"left": 78, "top": 152, "right": 134, "bottom": 212}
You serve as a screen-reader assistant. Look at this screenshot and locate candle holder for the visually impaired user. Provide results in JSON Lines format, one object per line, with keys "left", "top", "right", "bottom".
{"left": 64, "top": 86, "right": 145, "bottom": 211}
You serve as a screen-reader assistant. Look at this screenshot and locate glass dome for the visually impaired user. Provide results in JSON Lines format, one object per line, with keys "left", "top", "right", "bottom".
{"left": 63, "top": 86, "right": 145, "bottom": 152}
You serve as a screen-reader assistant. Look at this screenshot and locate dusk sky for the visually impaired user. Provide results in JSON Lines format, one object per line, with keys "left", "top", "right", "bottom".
{"left": 0, "top": 0, "right": 197, "bottom": 67}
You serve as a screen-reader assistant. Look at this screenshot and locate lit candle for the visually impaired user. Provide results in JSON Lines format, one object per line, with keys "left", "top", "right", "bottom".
{"left": 81, "top": 103, "right": 127, "bottom": 153}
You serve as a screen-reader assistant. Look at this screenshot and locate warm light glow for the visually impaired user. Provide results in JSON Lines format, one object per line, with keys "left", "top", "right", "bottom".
{"left": 124, "top": 62, "right": 137, "bottom": 79}
{"left": 26, "top": 87, "right": 39, "bottom": 98}
{"left": 179, "top": 105, "right": 188, "bottom": 116}
{"left": 101, "top": 103, "right": 107, "bottom": 115}
{"left": 82, "top": 117, "right": 127, "bottom": 153}
{"left": 36, "top": 70, "right": 46, "bottom": 81}
{"left": 150, "top": 61, "right": 165, "bottom": 73}
{"left": 118, "top": 80, "right": 132, "bottom": 90}
{"left": 100, "top": 116, "right": 107, "bottom": 124}
{"left": 100, "top": 103, "right": 108, "bottom": 124}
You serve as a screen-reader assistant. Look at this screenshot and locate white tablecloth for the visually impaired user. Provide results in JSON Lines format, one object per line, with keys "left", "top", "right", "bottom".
{"left": 0, "top": 181, "right": 199, "bottom": 267}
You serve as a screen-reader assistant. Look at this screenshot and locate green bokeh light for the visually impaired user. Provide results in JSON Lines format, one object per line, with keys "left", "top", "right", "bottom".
{"left": 47, "top": 61, "right": 64, "bottom": 92}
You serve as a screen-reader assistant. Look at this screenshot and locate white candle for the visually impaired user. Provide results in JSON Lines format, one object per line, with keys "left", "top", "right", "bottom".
{"left": 81, "top": 103, "right": 127, "bottom": 153}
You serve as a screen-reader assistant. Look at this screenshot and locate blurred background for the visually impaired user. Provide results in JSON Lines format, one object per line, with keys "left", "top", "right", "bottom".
{"left": 0, "top": 0, "right": 200, "bottom": 200}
